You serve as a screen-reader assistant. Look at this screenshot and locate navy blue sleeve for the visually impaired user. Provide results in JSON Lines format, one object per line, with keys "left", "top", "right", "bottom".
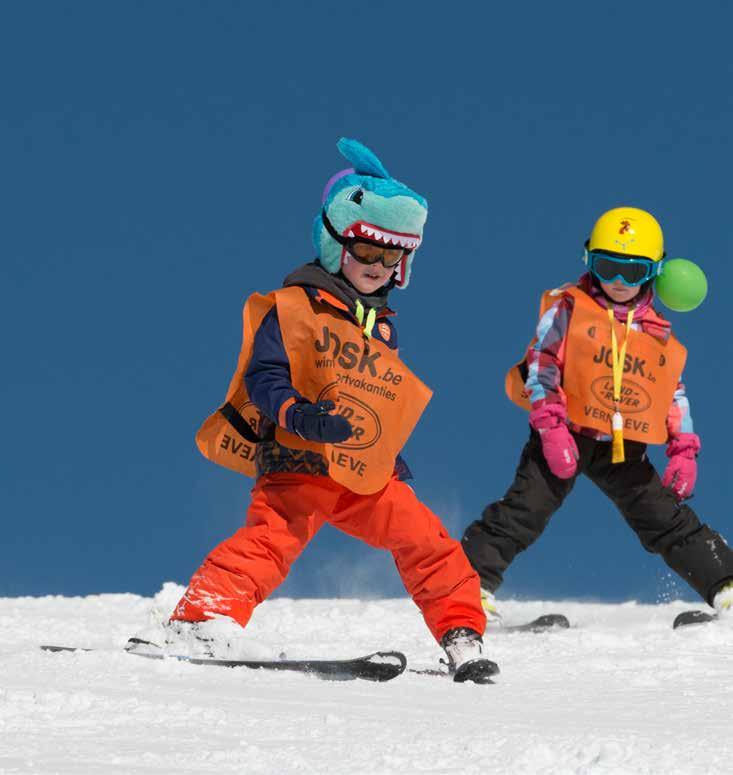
{"left": 394, "top": 453, "right": 413, "bottom": 481}
{"left": 374, "top": 316, "right": 398, "bottom": 350}
{"left": 244, "top": 307, "right": 304, "bottom": 426}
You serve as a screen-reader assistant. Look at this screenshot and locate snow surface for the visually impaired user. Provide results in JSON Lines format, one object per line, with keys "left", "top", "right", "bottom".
{"left": 1, "top": 584, "right": 732, "bottom": 775}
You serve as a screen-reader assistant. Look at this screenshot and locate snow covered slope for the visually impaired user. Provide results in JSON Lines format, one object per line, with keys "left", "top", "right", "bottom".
{"left": 1, "top": 584, "right": 731, "bottom": 775}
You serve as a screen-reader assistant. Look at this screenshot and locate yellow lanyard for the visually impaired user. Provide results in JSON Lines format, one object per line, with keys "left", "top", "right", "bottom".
{"left": 608, "top": 306, "right": 635, "bottom": 463}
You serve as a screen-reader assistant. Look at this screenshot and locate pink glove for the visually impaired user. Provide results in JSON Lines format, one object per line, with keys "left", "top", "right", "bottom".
{"left": 530, "top": 404, "right": 579, "bottom": 479}
{"left": 662, "top": 433, "right": 700, "bottom": 500}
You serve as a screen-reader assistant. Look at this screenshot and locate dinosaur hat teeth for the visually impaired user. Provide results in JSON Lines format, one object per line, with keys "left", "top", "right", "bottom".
{"left": 353, "top": 222, "right": 421, "bottom": 250}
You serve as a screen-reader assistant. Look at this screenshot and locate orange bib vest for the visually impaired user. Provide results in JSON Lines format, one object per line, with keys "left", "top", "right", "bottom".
{"left": 195, "top": 286, "right": 433, "bottom": 494}
{"left": 505, "top": 286, "right": 687, "bottom": 444}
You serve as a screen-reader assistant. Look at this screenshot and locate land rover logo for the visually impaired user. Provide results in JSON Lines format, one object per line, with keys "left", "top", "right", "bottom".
{"left": 590, "top": 377, "right": 652, "bottom": 414}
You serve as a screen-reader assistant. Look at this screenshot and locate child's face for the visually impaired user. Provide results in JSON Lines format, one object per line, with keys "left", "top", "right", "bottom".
{"left": 341, "top": 252, "right": 397, "bottom": 294}
{"left": 600, "top": 279, "right": 642, "bottom": 304}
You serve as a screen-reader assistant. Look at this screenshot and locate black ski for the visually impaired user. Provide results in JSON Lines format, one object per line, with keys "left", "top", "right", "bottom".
{"left": 672, "top": 610, "right": 718, "bottom": 629}
{"left": 41, "top": 643, "right": 407, "bottom": 682}
{"left": 499, "top": 613, "right": 570, "bottom": 634}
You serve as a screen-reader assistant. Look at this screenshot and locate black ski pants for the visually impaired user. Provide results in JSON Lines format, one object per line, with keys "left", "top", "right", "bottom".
{"left": 462, "top": 430, "right": 733, "bottom": 604}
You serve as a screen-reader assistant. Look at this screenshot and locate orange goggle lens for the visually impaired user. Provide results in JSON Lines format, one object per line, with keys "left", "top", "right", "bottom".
{"left": 348, "top": 240, "right": 405, "bottom": 268}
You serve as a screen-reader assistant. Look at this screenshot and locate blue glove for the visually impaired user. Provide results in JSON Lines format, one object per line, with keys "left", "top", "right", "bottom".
{"left": 288, "top": 400, "right": 352, "bottom": 444}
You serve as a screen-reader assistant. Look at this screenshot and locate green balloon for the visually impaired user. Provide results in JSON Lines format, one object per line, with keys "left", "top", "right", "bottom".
{"left": 655, "top": 258, "right": 708, "bottom": 312}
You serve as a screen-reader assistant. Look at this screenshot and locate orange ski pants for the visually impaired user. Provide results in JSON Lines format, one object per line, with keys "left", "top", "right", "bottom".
{"left": 172, "top": 473, "right": 485, "bottom": 642}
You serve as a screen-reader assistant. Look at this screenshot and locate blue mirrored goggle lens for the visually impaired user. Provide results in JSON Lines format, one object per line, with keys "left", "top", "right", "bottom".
{"left": 589, "top": 253, "right": 658, "bottom": 287}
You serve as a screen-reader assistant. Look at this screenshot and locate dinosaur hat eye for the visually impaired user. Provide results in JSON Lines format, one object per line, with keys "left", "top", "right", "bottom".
{"left": 347, "top": 188, "right": 364, "bottom": 205}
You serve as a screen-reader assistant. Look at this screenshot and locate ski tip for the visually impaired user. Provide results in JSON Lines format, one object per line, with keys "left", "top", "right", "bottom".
{"left": 363, "top": 651, "right": 407, "bottom": 681}
{"left": 500, "top": 613, "right": 571, "bottom": 634}
{"left": 534, "top": 614, "right": 570, "bottom": 629}
{"left": 672, "top": 610, "right": 718, "bottom": 629}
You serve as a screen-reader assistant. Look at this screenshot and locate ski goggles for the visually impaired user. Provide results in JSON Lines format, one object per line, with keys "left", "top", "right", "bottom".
{"left": 346, "top": 239, "right": 405, "bottom": 269}
{"left": 586, "top": 251, "right": 663, "bottom": 287}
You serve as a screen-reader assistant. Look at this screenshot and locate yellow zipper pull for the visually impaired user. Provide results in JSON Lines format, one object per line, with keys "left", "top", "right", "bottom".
{"left": 363, "top": 307, "right": 376, "bottom": 339}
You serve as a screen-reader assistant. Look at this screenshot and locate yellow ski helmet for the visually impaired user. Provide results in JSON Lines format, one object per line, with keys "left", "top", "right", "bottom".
{"left": 587, "top": 207, "right": 664, "bottom": 262}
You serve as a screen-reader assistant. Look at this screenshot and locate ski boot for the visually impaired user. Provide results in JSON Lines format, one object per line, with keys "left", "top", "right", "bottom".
{"left": 126, "top": 617, "right": 245, "bottom": 658}
{"left": 481, "top": 588, "right": 503, "bottom": 630}
{"left": 441, "top": 627, "right": 499, "bottom": 684}
{"left": 713, "top": 582, "right": 733, "bottom": 616}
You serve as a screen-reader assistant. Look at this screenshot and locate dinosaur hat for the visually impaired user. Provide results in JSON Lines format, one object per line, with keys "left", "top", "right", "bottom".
{"left": 313, "top": 138, "right": 428, "bottom": 289}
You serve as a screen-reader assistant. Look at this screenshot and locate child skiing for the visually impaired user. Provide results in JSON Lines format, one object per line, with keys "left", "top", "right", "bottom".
{"left": 130, "top": 139, "right": 496, "bottom": 683}
{"left": 462, "top": 207, "right": 733, "bottom": 623}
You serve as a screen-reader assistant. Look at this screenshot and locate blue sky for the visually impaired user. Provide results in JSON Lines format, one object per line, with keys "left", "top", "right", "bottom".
{"left": 2, "top": 1, "right": 732, "bottom": 604}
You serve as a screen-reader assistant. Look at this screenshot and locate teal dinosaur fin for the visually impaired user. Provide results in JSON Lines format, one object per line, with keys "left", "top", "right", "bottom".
{"left": 337, "top": 138, "right": 390, "bottom": 179}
